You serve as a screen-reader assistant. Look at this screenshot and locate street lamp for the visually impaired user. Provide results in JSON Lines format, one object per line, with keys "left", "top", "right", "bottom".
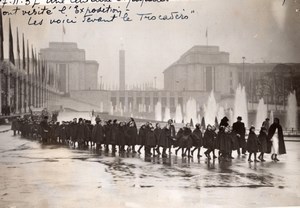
{"left": 242, "top": 56, "right": 246, "bottom": 86}
{"left": 154, "top": 76, "right": 157, "bottom": 90}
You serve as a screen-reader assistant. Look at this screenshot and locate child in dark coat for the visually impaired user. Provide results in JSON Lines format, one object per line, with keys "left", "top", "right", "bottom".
{"left": 247, "top": 126, "right": 259, "bottom": 162}
{"left": 258, "top": 127, "right": 268, "bottom": 162}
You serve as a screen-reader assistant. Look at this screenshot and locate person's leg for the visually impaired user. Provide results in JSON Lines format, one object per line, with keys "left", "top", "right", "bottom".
{"left": 254, "top": 153, "right": 259, "bottom": 162}
{"left": 248, "top": 153, "right": 253, "bottom": 162}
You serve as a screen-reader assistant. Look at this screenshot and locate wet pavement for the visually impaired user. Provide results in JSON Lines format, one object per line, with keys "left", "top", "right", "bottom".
{"left": 0, "top": 131, "right": 300, "bottom": 208}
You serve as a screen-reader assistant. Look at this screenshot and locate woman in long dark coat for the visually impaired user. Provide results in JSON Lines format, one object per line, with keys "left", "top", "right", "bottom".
{"left": 267, "top": 118, "right": 286, "bottom": 161}
{"left": 191, "top": 123, "right": 203, "bottom": 158}
{"left": 246, "top": 126, "right": 259, "bottom": 162}
{"left": 258, "top": 126, "right": 268, "bottom": 162}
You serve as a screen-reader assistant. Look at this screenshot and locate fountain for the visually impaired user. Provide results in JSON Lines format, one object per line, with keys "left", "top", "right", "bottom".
{"left": 217, "top": 106, "right": 225, "bottom": 124}
{"left": 197, "top": 114, "right": 201, "bottom": 124}
{"left": 129, "top": 102, "right": 132, "bottom": 112}
{"left": 109, "top": 102, "right": 114, "bottom": 115}
{"left": 255, "top": 98, "right": 267, "bottom": 129}
{"left": 286, "top": 90, "right": 298, "bottom": 130}
{"left": 270, "top": 110, "right": 274, "bottom": 124}
{"left": 155, "top": 102, "right": 162, "bottom": 121}
{"left": 204, "top": 91, "right": 218, "bottom": 126}
{"left": 164, "top": 107, "right": 171, "bottom": 122}
{"left": 234, "top": 85, "right": 248, "bottom": 128}
{"left": 185, "top": 98, "right": 197, "bottom": 125}
{"left": 100, "top": 102, "right": 104, "bottom": 113}
{"left": 228, "top": 108, "right": 234, "bottom": 125}
{"left": 175, "top": 104, "right": 183, "bottom": 123}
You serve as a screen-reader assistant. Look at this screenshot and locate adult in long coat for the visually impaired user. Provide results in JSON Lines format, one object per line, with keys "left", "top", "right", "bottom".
{"left": 232, "top": 116, "right": 246, "bottom": 155}
{"left": 258, "top": 126, "right": 268, "bottom": 161}
{"left": 267, "top": 118, "right": 286, "bottom": 161}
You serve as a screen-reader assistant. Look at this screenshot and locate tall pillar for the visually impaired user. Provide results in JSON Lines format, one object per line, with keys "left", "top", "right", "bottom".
{"left": 119, "top": 49, "right": 125, "bottom": 91}
{"left": 7, "top": 72, "right": 11, "bottom": 108}
{"left": 24, "top": 76, "right": 27, "bottom": 113}
{"left": 15, "top": 73, "right": 19, "bottom": 114}
{"left": 20, "top": 76, "right": 24, "bottom": 113}
{"left": 0, "top": 73, "right": 2, "bottom": 115}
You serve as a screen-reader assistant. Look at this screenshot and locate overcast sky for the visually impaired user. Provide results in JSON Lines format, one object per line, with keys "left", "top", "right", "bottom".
{"left": 2, "top": 0, "right": 300, "bottom": 89}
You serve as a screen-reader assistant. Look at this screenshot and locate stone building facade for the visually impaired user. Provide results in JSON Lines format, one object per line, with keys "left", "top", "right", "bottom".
{"left": 40, "top": 42, "right": 99, "bottom": 93}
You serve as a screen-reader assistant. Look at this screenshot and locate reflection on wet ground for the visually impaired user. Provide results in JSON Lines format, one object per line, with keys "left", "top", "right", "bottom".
{"left": 1, "top": 132, "right": 300, "bottom": 208}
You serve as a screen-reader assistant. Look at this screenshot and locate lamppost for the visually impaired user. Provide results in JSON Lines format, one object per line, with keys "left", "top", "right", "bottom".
{"left": 154, "top": 76, "right": 157, "bottom": 90}
{"left": 242, "top": 56, "right": 246, "bottom": 86}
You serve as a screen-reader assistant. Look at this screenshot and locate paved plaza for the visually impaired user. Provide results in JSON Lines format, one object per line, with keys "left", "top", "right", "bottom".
{"left": 0, "top": 129, "right": 300, "bottom": 208}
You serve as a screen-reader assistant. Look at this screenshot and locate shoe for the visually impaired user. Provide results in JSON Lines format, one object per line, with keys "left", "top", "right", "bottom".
{"left": 197, "top": 154, "right": 202, "bottom": 158}
{"left": 271, "top": 154, "right": 274, "bottom": 160}
{"left": 254, "top": 159, "right": 259, "bottom": 162}
{"left": 274, "top": 158, "right": 279, "bottom": 162}
{"left": 261, "top": 159, "right": 266, "bottom": 162}
{"left": 213, "top": 156, "right": 217, "bottom": 159}
{"left": 248, "top": 159, "right": 253, "bottom": 162}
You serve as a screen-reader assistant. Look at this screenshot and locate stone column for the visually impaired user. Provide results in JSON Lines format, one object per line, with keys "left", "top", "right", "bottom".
{"left": 15, "top": 73, "right": 19, "bottom": 113}
{"left": 0, "top": 72, "right": 2, "bottom": 115}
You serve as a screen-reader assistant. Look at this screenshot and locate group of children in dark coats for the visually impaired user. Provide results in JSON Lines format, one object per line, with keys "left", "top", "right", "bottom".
{"left": 11, "top": 114, "right": 285, "bottom": 162}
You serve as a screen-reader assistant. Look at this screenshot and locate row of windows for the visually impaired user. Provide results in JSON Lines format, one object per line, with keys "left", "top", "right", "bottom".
{"left": 110, "top": 97, "right": 184, "bottom": 107}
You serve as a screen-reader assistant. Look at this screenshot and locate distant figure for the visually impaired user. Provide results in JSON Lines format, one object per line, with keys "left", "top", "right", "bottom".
{"left": 262, "top": 118, "right": 270, "bottom": 132}
{"left": 232, "top": 116, "right": 246, "bottom": 155}
{"left": 92, "top": 110, "right": 95, "bottom": 117}
{"left": 267, "top": 118, "right": 286, "bottom": 162}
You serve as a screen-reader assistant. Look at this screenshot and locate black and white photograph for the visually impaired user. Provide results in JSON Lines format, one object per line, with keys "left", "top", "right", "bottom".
{"left": 0, "top": 0, "right": 300, "bottom": 207}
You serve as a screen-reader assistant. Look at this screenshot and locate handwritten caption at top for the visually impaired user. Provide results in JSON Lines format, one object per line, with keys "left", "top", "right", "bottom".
{"left": 1, "top": 0, "right": 196, "bottom": 25}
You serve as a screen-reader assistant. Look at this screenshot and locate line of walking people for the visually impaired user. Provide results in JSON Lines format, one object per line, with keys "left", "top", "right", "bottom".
{"left": 11, "top": 114, "right": 286, "bottom": 162}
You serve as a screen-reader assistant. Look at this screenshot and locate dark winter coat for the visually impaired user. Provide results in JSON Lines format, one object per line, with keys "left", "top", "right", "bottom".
{"left": 246, "top": 131, "right": 259, "bottom": 153}
{"left": 204, "top": 129, "right": 215, "bottom": 149}
{"left": 126, "top": 125, "right": 137, "bottom": 146}
{"left": 192, "top": 128, "right": 203, "bottom": 148}
{"left": 92, "top": 123, "right": 104, "bottom": 144}
{"left": 158, "top": 127, "right": 171, "bottom": 148}
{"left": 258, "top": 131, "right": 268, "bottom": 153}
{"left": 232, "top": 121, "right": 246, "bottom": 148}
